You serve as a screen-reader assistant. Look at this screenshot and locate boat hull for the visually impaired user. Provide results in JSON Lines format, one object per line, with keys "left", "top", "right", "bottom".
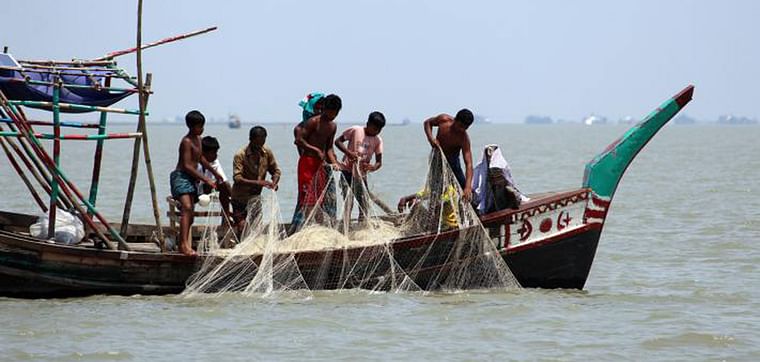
{"left": 503, "top": 226, "right": 601, "bottom": 289}
{"left": 0, "top": 206, "right": 603, "bottom": 297}
{"left": 0, "top": 229, "right": 196, "bottom": 298}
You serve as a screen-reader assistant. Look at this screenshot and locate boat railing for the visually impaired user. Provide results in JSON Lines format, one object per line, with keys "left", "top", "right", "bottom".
{"left": 0, "top": 57, "right": 158, "bottom": 252}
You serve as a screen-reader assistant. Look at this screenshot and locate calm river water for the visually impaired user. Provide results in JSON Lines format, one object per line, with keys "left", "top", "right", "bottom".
{"left": 0, "top": 123, "right": 758, "bottom": 360}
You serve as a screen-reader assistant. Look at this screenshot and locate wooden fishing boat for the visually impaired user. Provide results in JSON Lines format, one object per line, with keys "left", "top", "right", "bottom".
{"left": 0, "top": 85, "right": 694, "bottom": 297}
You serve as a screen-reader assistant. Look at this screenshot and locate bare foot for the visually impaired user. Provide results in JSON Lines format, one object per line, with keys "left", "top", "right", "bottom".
{"left": 179, "top": 246, "right": 197, "bottom": 256}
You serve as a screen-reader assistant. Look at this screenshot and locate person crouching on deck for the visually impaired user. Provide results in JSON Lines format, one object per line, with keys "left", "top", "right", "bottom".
{"left": 423, "top": 109, "right": 475, "bottom": 202}
{"left": 170, "top": 110, "right": 220, "bottom": 256}
{"left": 292, "top": 94, "right": 342, "bottom": 230}
{"left": 231, "top": 126, "right": 281, "bottom": 235}
{"left": 199, "top": 136, "right": 233, "bottom": 224}
{"left": 397, "top": 185, "right": 460, "bottom": 232}
{"left": 334, "top": 111, "right": 386, "bottom": 222}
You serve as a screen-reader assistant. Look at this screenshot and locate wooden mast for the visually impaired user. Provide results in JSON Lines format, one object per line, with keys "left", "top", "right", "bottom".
{"left": 121, "top": 0, "right": 165, "bottom": 248}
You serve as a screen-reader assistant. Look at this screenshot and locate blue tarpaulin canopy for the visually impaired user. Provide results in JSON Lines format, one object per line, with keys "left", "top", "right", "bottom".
{"left": 0, "top": 54, "right": 133, "bottom": 113}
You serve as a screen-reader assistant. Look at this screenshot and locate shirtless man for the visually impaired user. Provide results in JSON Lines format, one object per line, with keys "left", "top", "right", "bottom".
{"left": 292, "top": 94, "right": 342, "bottom": 229}
{"left": 169, "top": 110, "right": 221, "bottom": 256}
{"left": 294, "top": 92, "right": 325, "bottom": 155}
{"left": 423, "top": 109, "right": 475, "bottom": 201}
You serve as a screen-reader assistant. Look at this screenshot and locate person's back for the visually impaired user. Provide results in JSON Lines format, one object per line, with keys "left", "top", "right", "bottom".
{"left": 433, "top": 115, "right": 464, "bottom": 158}
{"left": 424, "top": 109, "right": 475, "bottom": 201}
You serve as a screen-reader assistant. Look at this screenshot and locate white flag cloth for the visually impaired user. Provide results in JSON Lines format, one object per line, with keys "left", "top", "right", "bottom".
{"left": 472, "top": 144, "right": 528, "bottom": 214}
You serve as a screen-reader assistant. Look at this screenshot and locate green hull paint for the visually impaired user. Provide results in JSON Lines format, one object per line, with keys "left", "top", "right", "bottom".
{"left": 583, "top": 86, "right": 694, "bottom": 199}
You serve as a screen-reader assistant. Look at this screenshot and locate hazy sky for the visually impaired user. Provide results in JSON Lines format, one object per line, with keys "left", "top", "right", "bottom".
{"left": 5, "top": 1, "right": 759, "bottom": 123}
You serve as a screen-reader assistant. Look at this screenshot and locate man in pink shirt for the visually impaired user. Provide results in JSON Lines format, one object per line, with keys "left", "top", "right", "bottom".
{"left": 334, "top": 111, "right": 386, "bottom": 221}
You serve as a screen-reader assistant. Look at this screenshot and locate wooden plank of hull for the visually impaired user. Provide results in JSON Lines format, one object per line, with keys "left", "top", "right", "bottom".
{"left": 0, "top": 230, "right": 195, "bottom": 297}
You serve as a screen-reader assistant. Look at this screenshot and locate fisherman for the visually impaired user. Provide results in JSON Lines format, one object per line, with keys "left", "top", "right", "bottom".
{"left": 423, "top": 109, "right": 475, "bottom": 201}
{"left": 334, "top": 111, "right": 386, "bottom": 221}
{"left": 170, "top": 110, "right": 220, "bottom": 256}
{"left": 397, "top": 184, "right": 460, "bottom": 231}
{"left": 231, "top": 126, "right": 281, "bottom": 234}
{"left": 198, "top": 136, "right": 232, "bottom": 223}
{"left": 472, "top": 144, "right": 528, "bottom": 214}
{"left": 291, "top": 92, "right": 332, "bottom": 227}
{"left": 292, "top": 94, "right": 342, "bottom": 230}
{"left": 294, "top": 92, "right": 326, "bottom": 155}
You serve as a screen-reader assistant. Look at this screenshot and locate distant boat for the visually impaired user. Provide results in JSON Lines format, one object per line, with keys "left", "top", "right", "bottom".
{"left": 227, "top": 114, "right": 241, "bottom": 129}
{"left": 474, "top": 114, "right": 492, "bottom": 125}
{"left": 524, "top": 115, "right": 553, "bottom": 125}
{"left": 386, "top": 118, "right": 411, "bottom": 127}
{"left": 717, "top": 115, "right": 757, "bottom": 125}
{"left": 583, "top": 114, "right": 608, "bottom": 126}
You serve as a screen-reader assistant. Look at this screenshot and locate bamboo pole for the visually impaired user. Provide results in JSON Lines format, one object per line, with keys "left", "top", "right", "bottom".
{"left": 135, "top": 0, "right": 165, "bottom": 250}
{"left": 3, "top": 78, "right": 141, "bottom": 94}
{"left": 47, "top": 80, "right": 61, "bottom": 238}
{"left": 368, "top": 190, "right": 395, "bottom": 214}
{"left": 0, "top": 121, "right": 63, "bottom": 209}
{"left": 7, "top": 101, "right": 145, "bottom": 115}
{"left": 0, "top": 66, "right": 130, "bottom": 79}
{"left": 96, "top": 26, "right": 218, "bottom": 61}
{"left": 1, "top": 107, "right": 73, "bottom": 210}
{"left": 119, "top": 1, "right": 144, "bottom": 240}
{"left": 138, "top": 74, "right": 165, "bottom": 250}
{"left": 1, "top": 118, "right": 102, "bottom": 129}
{"left": 12, "top": 106, "right": 74, "bottom": 210}
{"left": 88, "top": 111, "right": 109, "bottom": 212}
{"left": 0, "top": 131, "right": 141, "bottom": 140}
{"left": 20, "top": 59, "right": 116, "bottom": 67}
{"left": 0, "top": 92, "right": 128, "bottom": 250}
{"left": 0, "top": 136, "right": 47, "bottom": 212}
{"left": 15, "top": 64, "right": 123, "bottom": 72}
{"left": 119, "top": 121, "right": 142, "bottom": 238}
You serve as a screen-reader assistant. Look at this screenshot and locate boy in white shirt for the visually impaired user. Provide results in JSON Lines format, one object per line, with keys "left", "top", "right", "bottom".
{"left": 199, "top": 136, "right": 232, "bottom": 222}
{"left": 334, "top": 111, "right": 385, "bottom": 221}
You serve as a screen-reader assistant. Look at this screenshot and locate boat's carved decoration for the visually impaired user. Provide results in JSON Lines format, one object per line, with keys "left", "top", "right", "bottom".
{"left": 516, "top": 191, "right": 589, "bottom": 221}
{"left": 501, "top": 191, "right": 590, "bottom": 249}
{"left": 518, "top": 219, "right": 532, "bottom": 241}
{"left": 557, "top": 210, "right": 572, "bottom": 231}
{"left": 539, "top": 218, "right": 552, "bottom": 233}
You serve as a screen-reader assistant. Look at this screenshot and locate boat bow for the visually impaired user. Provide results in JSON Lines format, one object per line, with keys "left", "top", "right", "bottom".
{"left": 583, "top": 85, "right": 694, "bottom": 201}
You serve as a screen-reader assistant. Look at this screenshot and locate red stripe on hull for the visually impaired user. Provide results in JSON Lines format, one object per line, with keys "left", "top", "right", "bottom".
{"left": 591, "top": 196, "right": 611, "bottom": 208}
{"left": 584, "top": 209, "right": 607, "bottom": 220}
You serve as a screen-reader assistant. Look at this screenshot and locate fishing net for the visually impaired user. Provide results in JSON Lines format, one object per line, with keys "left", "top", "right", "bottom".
{"left": 182, "top": 149, "right": 520, "bottom": 297}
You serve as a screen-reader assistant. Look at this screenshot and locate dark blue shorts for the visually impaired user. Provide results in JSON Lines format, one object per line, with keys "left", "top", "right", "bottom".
{"left": 170, "top": 170, "right": 198, "bottom": 202}
{"left": 446, "top": 154, "right": 466, "bottom": 189}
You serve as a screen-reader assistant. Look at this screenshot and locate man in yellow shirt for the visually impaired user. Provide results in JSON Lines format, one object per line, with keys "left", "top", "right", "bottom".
{"left": 397, "top": 185, "right": 460, "bottom": 231}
